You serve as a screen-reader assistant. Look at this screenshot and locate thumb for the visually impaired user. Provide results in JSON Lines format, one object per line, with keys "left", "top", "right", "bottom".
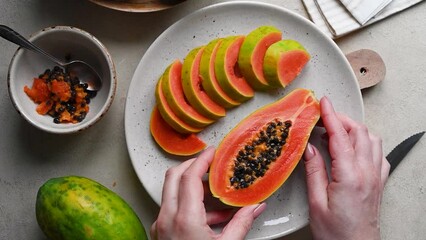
{"left": 304, "top": 143, "right": 328, "bottom": 211}
{"left": 220, "top": 203, "right": 266, "bottom": 240}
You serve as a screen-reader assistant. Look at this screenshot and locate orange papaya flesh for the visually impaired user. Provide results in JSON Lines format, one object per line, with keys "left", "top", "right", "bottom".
{"left": 25, "top": 78, "right": 53, "bottom": 115}
{"left": 50, "top": 79, "right": 71, "bottom": 102}
{"left": 24, "top": 78, "right": 50, "bottom": 103}
{"left": 59, "top": 110, "right": 73, "bottom": 122}
{"left": 182, "top": 47, "right": 226, "bottom": 120}
{"left": 238, "top": 26, "right": 282, "bottom": 90}
{"left": 263, "top": 40, "right": 310, "bottom": 88}
{"left": 278, "top": 50, "right": 310, "bottom": 86}
{"left": 155, "top": 75, "right": 203, "bottom": 134}
{"left": 199, "top": 38, "right": 241, "bottom": 108}
{"left": 36, "top": 100, "right": 54, "bottom": 115}
{"left": 150, "top": 107, "right": 206, "bottom": 156}
{"left": 209, "top": 88, "right": 320, "bottom": 206}
{"left": 215, "top": 36, "right": 254, "bottom": 103}
{"left": 162, "top": 60, "right": 214, "bottom": 128}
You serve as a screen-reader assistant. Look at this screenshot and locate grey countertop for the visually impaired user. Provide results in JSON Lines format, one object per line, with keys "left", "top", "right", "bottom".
{"left": 1, "top": 0, "right": 425, "bottom": 239}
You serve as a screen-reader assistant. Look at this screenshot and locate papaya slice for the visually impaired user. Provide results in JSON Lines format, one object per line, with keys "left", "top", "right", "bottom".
{"left": 200, "top": 38, "right": 241, "bottom": 108}
{"left": 214, "top": 36, "right": 254, "bottom": 103}
{"left": 162, "top": 60, "right": 214, "bottom": 128}
{"left": 238, "top": 26, "right": 282, "bottom": 90}
{"left": 150, "top": 107, "right": 206, "bottom": 156}
{"left": 182, "top": 47, "right": 226, "bottom": 120}
{"left": 209, "top": 88, "right": 320, "bottom": 206}
{"left": 155, "top": 75, "right": 203, "bottom": 134}
{"left": 263, "top": 40, "right": 310, "bottom": 88}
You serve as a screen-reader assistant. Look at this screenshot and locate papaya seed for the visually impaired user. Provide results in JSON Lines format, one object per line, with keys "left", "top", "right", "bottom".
{"left": 230, "top": 119, "right": 292, "bottom": 189}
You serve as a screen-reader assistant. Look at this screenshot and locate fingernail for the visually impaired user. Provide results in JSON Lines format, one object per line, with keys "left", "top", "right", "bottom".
{"left": 253, "top": 203, "right": 266, "bottom": 219}
{"left": 304, "top": 143, "right": 315, "bottom": 161}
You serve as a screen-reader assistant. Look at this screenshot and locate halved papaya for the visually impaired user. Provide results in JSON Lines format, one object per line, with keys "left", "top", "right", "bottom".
{"left": 155, "top": 75, "right": 203, "bottom": 134}
{"left": 150, "top": 107, "right": 206, "bottom": 156}
{"left": 199, "top": 38, "right": 241, "bottom": 108}
{"left": 238, "top": 26, "right": 282, "bottom": 90}
{"left": 162, "top": 60, "right": 214, "bottom": 128}
{"left": 182, "top": 47, "right": 226, "bottom": 120}
{"left": 209, "top": 88, "right": 320, "bottom": 206}
{"left": 214, "top": 36, "right": 254, "bottom": 103}
{"left": 263, "top": 40, "right": 310, "bottom": 88}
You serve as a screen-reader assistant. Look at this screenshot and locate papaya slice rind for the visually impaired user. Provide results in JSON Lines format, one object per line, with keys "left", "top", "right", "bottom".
{"left": 238, "top": 26, "right": 282, "bottom": 90}
{"left": 214, "top": 36, "right": 254, "bottom": 103}
{"left": 263, "top": 40, "right": 311, "bottom": 88}
{"left": 200, "top": 38, "right": 241, "bottom": 108}
{"left": 209, "top": 88, "right": 320, "bottom": 206}
{"left": 155, "top": 75, "right": 203, "bottom": 134}
{"left": 161, "top": 60, "right": 214, "bottom": 128}
{"left": 182, "top": 46, "right": 226, "bottom": 120}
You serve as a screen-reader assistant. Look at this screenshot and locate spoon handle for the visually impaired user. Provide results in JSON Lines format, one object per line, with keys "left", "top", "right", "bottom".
{"left": 0, "top": 25, "right": 65, "bottom": 66}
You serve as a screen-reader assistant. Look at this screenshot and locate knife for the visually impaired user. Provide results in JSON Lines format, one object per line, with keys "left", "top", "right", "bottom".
{"left": 387, "top": 131, "right": 425, "bottom": 174}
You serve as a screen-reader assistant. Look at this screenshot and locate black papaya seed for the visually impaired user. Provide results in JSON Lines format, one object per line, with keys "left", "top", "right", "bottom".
{"left": 230, "top": 119, "right": 292, "bottom": 189}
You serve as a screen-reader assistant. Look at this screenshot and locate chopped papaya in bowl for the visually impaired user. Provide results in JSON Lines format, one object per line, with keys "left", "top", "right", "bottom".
{"left": 24, "top": 66, "right": 95, "bottom": 124}
{"left": 7, "top": 26, "right": 116, "bottom": 134}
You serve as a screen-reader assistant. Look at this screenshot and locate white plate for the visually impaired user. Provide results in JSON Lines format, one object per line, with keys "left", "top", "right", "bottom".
{"left": 125, "top": 1, "right": 363, "bottom": 239}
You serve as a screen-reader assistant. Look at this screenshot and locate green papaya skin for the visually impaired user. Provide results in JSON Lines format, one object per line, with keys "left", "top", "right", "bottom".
{"left": 214, "top": 36, "right": 254, "bottom": 103}
{"left": 263, "top": 40, "right": 310, "bottom": 88}
{"left": 238, "top": 26, "right": 282, "bottom": 90}
{"left": 155, "top": 75, "right": 203, "bottom": 134}
{"left": 199, "top": 38, "right": 241, "bottom": 108}
{"left": 161, "top": 60, "right": 214, "bottom": 128}
{"left": 36, "top": 176, "right": 147, "bottom": 240}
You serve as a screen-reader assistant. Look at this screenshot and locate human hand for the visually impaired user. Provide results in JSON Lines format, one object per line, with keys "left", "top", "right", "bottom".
{"left": 304, "top": 97, "right": 390, "bottom": 240}
{"left": 151, "top": 147, "right": 267, "bottom": 240}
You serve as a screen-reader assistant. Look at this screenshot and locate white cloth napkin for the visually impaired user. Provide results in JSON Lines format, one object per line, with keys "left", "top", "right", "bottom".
{"left": 303, "top": 0, "right": 425, "bottom": 38}
{"left": 340, "top": 0, "right": 394, "bottom": 24}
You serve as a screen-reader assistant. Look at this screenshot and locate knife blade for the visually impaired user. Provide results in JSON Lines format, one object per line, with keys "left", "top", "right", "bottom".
{"left": 387, "top": 131, "right": 425, "bottom": 174}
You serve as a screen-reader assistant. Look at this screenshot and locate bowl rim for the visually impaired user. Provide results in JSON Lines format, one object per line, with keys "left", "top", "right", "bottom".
{"left": 7, "top": 25, "right": 117, "bottom": 134}
{"left": 88, "top": 0, "right": 186, "bottom": 13}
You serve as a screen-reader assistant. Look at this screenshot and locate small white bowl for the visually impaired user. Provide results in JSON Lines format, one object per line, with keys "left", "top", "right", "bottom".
{"left": 8, "top": 26, "right": 116, "bottom": 134}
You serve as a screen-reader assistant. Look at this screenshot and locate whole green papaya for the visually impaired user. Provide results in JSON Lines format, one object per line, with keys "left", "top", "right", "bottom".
{"left": 36, "top": 176, "right": 147, "bottom": 240}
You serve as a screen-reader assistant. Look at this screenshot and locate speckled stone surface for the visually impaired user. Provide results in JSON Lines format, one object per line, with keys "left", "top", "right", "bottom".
{"left": 0, "top": 0, "right": 425, "bottom": 239}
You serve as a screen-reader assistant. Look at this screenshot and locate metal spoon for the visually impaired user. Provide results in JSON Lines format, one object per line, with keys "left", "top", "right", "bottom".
{"left": 0, "top": 25, "right": 102, "bottom": 91}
